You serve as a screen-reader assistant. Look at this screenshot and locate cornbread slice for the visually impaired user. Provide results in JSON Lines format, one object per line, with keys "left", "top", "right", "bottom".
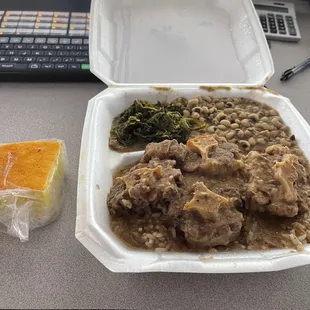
{"left": 0, "top": 140, "right": 66, "bottom": 241}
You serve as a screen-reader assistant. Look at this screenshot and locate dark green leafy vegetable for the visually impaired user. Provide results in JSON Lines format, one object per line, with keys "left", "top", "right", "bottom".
{"left": 111, "top": 99, "right": 206, "bottom": 146}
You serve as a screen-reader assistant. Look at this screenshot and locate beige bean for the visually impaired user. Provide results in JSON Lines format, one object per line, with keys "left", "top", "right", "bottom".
{"left": 257, "top": 138, "right": 266, "bottom": 145}
{"left": 195, "top": 95, "right": 203, "bottom": 103}
{"left": 280, "top": 131, "right": 286, "bottom": 138}
{"left": 248, "top": 137, "right": 256, "bottom": 146}
{"left": 252, "top": 107, "right": 259, "bottom": 113}
{"left": 235, "top": 119, "right": 241, "bottom": 124}
{"left": 241, "top": 119, "right": 251, "bottom": 127}
{"left": 261, "top": 116, "right": 268, "bottom": 122}
{"left": 231, "top": 123, "right": 239, "bottom": 129}
{"left": 237, "top": 130, "right": 245, "bottom": 139}
{"left": 231, "top": 112, "right": 238, "bottom": 120}
{"left": 260, "top": 122, "right": 271, "bottom": 130}
{"left": 260, "top": 130, "right": 270, "bottom": 138}
{"left": 215, "top": 101, "right": 224, "bottom": 109}
{"left": 216, "top": 112, "right": 226, "bottom": 121}
{"left": 217, "top": 124, "right": 228, "bottom": 131}
{"left": 207, "top": 126, "right": 216, "bottom": 133}
{"left": 226, "top": 131, "right": 235, "bottom": 140}
{"left": 224, "top": 108, "right": 234, "bottom": 114}
{"left": 199, "top": 117, "right": 205, "bottom": 122}
{"left": 192, "top": 106, "right": 202, "bottom": 113}
{"left": 188, "top": 98, "right": 199, "bottom": 106}
{"left": 244, "top": 130, "right": 252, "bottom": 138}
{"left": 239, "top": 140, "right": 251, "bottom": 150}
{"left": 213, "top": 119, "right": 219, "bottom": 126}
{"left": 202, "top": 96, "right": 212, "bottom": 103}
{"left": 220, "top": 119, "right": 231, "bottom": 127}
{"left": 239, "top": 112, "right": 247, "bottom": 119}
{"left": 270, "top": 130, "right": 278, "bottom": 138}
{"left": 271, "top": 117, "right": 282, "bottom": 129}
{"left": 183, "top": 109, "right": 190, "bottom": 117}
{"left": 225, "top": 101, "right": 234, "bottom": 108}
{"left": 202, "top": 107, "right": 209, "bottom": 114}
{"left": 248, "top": 113, "right": 259, "bottom": 122}
{"left": 209, "top": 107, "right": 217, "bottom": 114}
{"left": 192, "top": 112, "right": 200, "bottom": 119}
{"left": 269, "top": 109, "right": 278, "bottom": 116}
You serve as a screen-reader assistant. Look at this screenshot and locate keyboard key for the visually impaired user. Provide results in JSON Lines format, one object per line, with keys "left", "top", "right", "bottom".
{"left": 1, "top": 44, "right": 13, "bottom": 49}
{"left": 27, "top": 44, "right": 39, "bottom": 49}
{"left": 83, "top": 39, "right": 89, "bottom": 44}
{"left": 18, "top": 22, "right": 35, "bottom": 28}
{"left": 0, "top": 56, "right": 9, "bottom": 61}
{"left": 22, "top": 11, "right": 38, "bottom": 16}
{"left": 69, "top": 63, "right": 80, "bottom": 69}
{"left": 51, "top": 57, "right": 62, "bottom": 62}
{"left": 18, "top": 50, "right": 30, "bottom": 56}
{"left": 57, "top": 51, "right": 69, "bottom": 56}
{"left": 15, "top": 44, "right": 26, "bottom": 49}
{"left": 75, "top": 57, "right": 88, "bottom": 62}
{"left": 35, "top": 22, "right": 52, "bottom": 29}
{"left": 77, "top": 45, "right": 88, "bottom": 50}
{"left": 20, "top": 16, "right": 36, "bottom": 22}
{"left": 72, "top": 13, "right": 87, "bottom": 18}
{"left": 35, "top": 37, "right": 46, "bottom": 44}
{"left": 10, "top": 37, "right": 22, "bottom": 43}
{"left": 55, "top": 63, "right": 67, "bottom": 69}
{"left": 70, "top": 24, "right": 86, "bottom": 30}
{"left": 50, "top": 29, "right": 67, "bottom": 36}
{"left": 1, "top": 22, "right": 18, "bottom": 27}
{"left": 28, "top": 63, "right": 41, "bottom": 69}
{"left": 0, "top": 28, "right": 16, "bottom": 34}
{"left": 52, "top": 23, "right": 68, "bottom": 30}
{"left": 16, "top": 28, "right": 33, "bottom": 35}
{"left": 4, "top": 16, "right": 20, "bottom": 22}
{"left": 24, "top": 56, "right": 35, "bottom": 62}
{"left": 289, "top": 29, "right": 297, "bottom": 36}
{"left": 69, "top": 30, "right": 85, "bottom": 36}
{"left": 0, "top": 63, "right": 15, "bottom": 69}
{"left": 82, "top": 51, "right": 89, "bottom": 57}
{"left": 10, "top": 56, "right": 23, "bottom": 62}
{"left": 59, "top": 38, "right": 71, "bottom": 44}
{"left": 70, "top": 51, "right": 81, "bottom": 56}
{"left": 22, "top": 37, "right": 34, "bottom": 43}
{"left": 47, "top": 38, "right": 59, "bottom": 44}
{"left": 33, "top": 29, "right": 50, "bottom": 35}
{"left": 45, "top": 51, "right": 56, "bottom": 56}
{"left": 37, "top": 17, "right": 53, "bottom": 22}
{"left": 81, "top": 63, "right": 89, "bottom": 70}
{"left": 70, "top": 18, "right": 86, "bottom": 24}
{"left": 40, "top": 44, "right": 50, "bottom": 50}
{"left": 0, "top": 37, "right": 9, "bottom": 43}
{"left": 32, "top": 50, "right": 44, "bottom": 56}
{"left": 63, "top": 57, "right": 74, "bottom": 62}
{"left": 52, "top": 45, "right": 63, "bottom": 50}
{"left": 53, "top": 18, "right": 69, "bottom": 23}
{"left": 64, "top": 45, "right": 76, "bottom": 50}
{"left": 6, "top": 11, "right": 22, "bottom": 16}
{"left": 0, "top": 50, "right": 5, "bottom": 55}
{"left": 279, "top": 30, "right": 287, "bottom": 35}
{"left": 54, "top": 12, "right": 70, "bottom": 17}
{"left": 72, "top": 38, "right": 83, "bottom": 44}
{"left": 37, "top": 56, "right": 49, "bottom": 62}
{"left": 38, "top": 11, "right": 54, "bottom": 17}
{"left": 6, "top": 50, "right": 17, "bottom": 55}
{"left": 42, "top": 63, "right": 54, "bottom": 69}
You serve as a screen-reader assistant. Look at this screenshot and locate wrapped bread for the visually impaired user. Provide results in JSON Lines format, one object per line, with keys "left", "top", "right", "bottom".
{"left": 0, "top": 140, "right": 66, "bottom": 241}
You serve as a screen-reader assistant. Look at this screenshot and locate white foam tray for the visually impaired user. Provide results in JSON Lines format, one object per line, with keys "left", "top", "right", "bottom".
{"left": 76, "top": 87, "right": 310, "bottom": 273}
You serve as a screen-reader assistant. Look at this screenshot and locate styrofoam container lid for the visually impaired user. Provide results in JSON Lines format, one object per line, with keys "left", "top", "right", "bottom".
{"left": 89, "top": 0, "right": 274, "bottom": 87}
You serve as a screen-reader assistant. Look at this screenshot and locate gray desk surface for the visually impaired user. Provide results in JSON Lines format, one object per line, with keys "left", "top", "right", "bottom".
{"left": 1, "top": 8, "right": 310, "bottom": 310}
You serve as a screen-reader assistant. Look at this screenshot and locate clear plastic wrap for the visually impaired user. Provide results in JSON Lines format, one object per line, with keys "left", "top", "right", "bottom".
{"left": 0, "top": 140, "right": 67, "bottom": 241}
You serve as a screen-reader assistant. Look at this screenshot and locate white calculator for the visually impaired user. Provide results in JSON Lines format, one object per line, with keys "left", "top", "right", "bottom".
{"left": 253, "top": 1, "right": 301, "bottom": 42}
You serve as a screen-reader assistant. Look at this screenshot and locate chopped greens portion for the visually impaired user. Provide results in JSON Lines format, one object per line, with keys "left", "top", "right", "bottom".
{"left": 111, "top": 100, "right": 206, "bottom": 146}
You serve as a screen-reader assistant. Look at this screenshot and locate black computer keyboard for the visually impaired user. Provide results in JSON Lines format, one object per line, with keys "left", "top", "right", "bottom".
{"left": 0, "top": 10, "right": 97, "bottom": 81}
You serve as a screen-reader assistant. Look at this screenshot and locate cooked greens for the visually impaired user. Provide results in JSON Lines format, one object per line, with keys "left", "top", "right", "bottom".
{"left": 111, "top": 99, "right": 206, "bottom": 146}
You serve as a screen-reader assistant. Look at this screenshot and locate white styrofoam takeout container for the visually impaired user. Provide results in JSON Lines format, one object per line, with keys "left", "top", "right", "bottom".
{"left": 76, "top": 0, "right": 310, "bottom": 272}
